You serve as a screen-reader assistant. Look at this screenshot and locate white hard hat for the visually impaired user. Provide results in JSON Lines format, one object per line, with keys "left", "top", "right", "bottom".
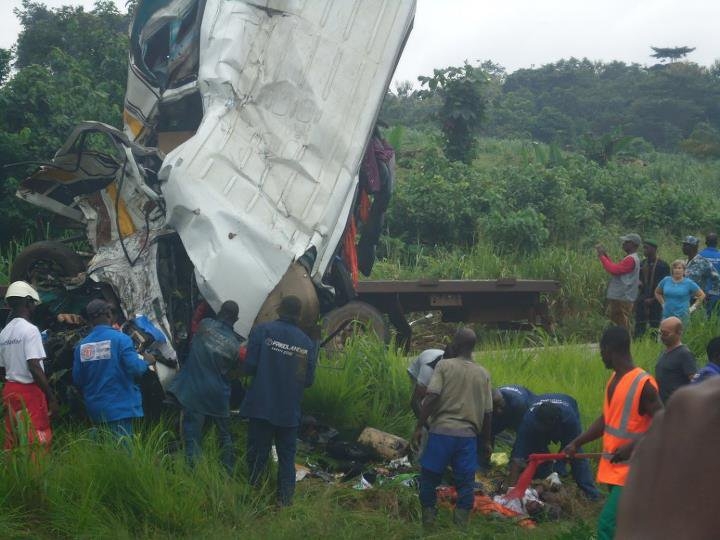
{"left": 5, "top": 281, "right": 41, "bottom": 303}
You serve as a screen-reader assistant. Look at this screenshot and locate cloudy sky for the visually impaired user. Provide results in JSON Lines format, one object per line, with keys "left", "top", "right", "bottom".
{"left": 3, "top": 0, "right": 718, "bottom": 88}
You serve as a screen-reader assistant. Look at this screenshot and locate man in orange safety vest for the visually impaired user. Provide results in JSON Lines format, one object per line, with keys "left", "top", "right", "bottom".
{"left": 563, "top": 326, "right": 662, "bottom": 540}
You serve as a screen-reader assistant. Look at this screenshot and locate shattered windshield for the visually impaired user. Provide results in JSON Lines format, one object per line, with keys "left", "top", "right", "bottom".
{"left": 130, "top": 0, "right": 205, "bottom": 91}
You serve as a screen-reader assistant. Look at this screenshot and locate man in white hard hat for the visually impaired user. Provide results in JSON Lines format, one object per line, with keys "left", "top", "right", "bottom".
{"left": 0, "top": 281, "right": 58, "bottom": 450}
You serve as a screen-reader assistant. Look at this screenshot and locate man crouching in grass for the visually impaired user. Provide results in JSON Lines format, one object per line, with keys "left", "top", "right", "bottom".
{"left": 412, "top": 327, "right": 493, "bottom": 529}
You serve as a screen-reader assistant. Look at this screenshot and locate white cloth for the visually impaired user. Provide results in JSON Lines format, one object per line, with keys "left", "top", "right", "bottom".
{"left": 407, "top": 349, "right": 444, "bottom": 387}
{"left": 0, "top": 318, "right": 46, "bottom": 383}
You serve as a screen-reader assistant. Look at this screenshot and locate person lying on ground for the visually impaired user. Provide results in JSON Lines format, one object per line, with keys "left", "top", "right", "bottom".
{"left": 509, "top": 394, "right": 600, "bottom": 500}
{"left": 616, "top": 377, "right": 720, "bottom": 539}
{"left": 563, "top": 326, "right": 662, "bottom": 540}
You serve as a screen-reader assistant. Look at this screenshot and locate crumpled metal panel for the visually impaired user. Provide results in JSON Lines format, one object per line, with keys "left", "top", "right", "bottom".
{"left": 160, "top": 0, "right": 416, "bottom": 336}
{"left": 86, "top": 233, "right": 178, "bottom": 386}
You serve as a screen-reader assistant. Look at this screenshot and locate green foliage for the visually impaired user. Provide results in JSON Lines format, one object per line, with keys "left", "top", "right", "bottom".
{"left": 0, "top": 1, "right": 130, "bottom": 247}
{"left": 303, "top": 337, "right": 415, "bottom": 435}
{"left": 680, "top": 122, "right": 720, "bottom": 159}
{"left": 480, "top": 208, "right": 549, "bottom": 254}
{"left": 418, "top": 63, "right": 487, "bottom": 163}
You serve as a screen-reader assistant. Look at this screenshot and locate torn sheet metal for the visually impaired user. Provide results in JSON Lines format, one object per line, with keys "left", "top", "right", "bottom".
{"left": 86, "top": 232, "right": 178, "bottom": 386}
{"left": 160, "top": 0, "right": 416, "bottom": 335}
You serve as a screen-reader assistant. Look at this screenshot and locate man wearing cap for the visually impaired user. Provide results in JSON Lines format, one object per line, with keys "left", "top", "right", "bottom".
{"left": 683, "top": 235, "right": 720, "bottom": 315}
{"left": 168, "top": 300, "right": 242, "bottom": 473}
{"left": 699, "top": 233, "right": 720, "bottom": 315}
{"left": 634, "top": 239, "right": 670, "bottom": 337}
{"left": 73, "top": 299, "right": 155, "bottom": 438}
{"left": 0, "top": 281, "right": 57, "bottom": 449}
{"left": 596, "top": 234, "right": 642, "bottom": 331}
{"left": 241, "top": 295, "right": 317, "bottom": 506}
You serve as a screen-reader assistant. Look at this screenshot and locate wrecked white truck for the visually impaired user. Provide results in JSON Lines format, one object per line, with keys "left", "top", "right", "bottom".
{"left": 11, "top": 0, "right": 417, "bottom": 395}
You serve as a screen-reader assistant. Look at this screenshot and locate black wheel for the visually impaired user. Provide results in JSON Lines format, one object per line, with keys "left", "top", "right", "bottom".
{"left": 10, "top": 241, "right": 85, "bottom": 290}
{"left": 321, "top": 301, "right": 390, "bottom": 353}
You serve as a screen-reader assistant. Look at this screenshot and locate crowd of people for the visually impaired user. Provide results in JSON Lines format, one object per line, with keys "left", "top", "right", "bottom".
{"left": 598, "top": 232, "right": 720, "bottom": 333}
{"left": 408, "top": 317, "right": 720, "bottom": 535}
{"left": 3, "top": 231, "right": 720, "bottom": 534}
{"left": 0, "top": 284, "right": 317, "bottom": 507}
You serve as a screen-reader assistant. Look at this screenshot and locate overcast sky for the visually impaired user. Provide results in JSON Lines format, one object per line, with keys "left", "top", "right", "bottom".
{"left": 3, "top": 0, "right": 718, "bottom": 89}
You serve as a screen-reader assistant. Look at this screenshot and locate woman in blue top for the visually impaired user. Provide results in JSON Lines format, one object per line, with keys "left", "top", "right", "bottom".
{"left": 655, "top": 259, "right": 705, "bottom": 321}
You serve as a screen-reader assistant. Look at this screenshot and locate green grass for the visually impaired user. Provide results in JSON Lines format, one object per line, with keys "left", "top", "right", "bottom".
{"left": 4, "top": 331, "right": 715, "bottom": 538}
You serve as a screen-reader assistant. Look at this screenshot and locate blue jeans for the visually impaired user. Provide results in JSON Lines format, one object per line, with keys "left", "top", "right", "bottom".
{"left": 419, "top": 433, "right": 477, "bottom": 510}
{"left": 182, "top": 409, "right": 235, "bottom": 473}
{"left": 246, "top": 418, "right": 298, "bottom": 506}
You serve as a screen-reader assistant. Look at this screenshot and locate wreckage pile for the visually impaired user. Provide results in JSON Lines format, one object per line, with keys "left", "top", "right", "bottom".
{"left": 293, "top": 418, "right": 595, "bottom": 527}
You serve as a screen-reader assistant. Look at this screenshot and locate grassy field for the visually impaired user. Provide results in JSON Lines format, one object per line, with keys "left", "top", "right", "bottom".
{"left": 3, "top": 329, "right": 713, "bottom": 539}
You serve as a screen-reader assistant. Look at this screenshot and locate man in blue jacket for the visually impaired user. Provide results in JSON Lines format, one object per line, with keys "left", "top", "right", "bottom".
{"left": 169, "top": 300, "right": 242, "bottom": 473}
{"left": 241, "top": 295, "right": 317, "bottom": 506}
{"left": 73, "top": 299, "right": 155, "bottom": 438}
{"left": 492, "top": 384, "right": 537, "bottom": 439}
{"left": 509, "top": 394, "right": 600, "bottom": 500}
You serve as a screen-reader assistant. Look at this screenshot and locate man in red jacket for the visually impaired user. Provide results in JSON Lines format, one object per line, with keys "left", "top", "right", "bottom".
{"left": 597, "top": 233, "right": 641, "bottom": 331}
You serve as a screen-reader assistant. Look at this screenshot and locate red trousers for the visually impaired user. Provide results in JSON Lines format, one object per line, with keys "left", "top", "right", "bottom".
{"left": 2, "top": 381, "right": 52, "bottom": 449}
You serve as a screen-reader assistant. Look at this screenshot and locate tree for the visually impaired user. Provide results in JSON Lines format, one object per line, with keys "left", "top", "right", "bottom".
{"left": 0, "top": 1, "right": 130, "bottom": 246}
{"left": 650, "top": 46, "right": 696, "bottom": 63}
{"left": 418, "top": 63, "right": 487, "bottom": 163}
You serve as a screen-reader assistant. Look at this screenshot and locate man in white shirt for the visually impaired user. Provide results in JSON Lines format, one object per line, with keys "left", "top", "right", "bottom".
{"left": 0, "top": 281, "right": 57, "bottom": 449}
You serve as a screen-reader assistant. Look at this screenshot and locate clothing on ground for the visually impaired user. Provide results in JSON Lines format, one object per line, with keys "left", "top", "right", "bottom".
{"left": 656, "top": 276, "right": 700, "bottom": 320}
{"left": 407, "top": 348, "right": 444, "bottom": 387}
{"left": 239, "top": 318, "right": 317, "bottom": 427}
{"left": 72, "top": 324, "right": 148, "bottom": 423}
{"left": 426, "top": 354, "right": 493, "bottom": 436}
{"left": 0, "top": 317, "right": 46, "bottom": 383}
{"left": 655, "top": 345, "right": 697, "bottom": 403}
{"left": 169, "top": 317, "right": 241, "bottom": 417}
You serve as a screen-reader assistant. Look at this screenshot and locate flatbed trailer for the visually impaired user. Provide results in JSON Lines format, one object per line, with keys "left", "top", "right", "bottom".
{"left": 322, "top": 278, "right": 560, "bottom": 351}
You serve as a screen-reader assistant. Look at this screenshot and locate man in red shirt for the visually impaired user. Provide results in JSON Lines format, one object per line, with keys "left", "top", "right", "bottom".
{"left": 596, "top": 234, "right": 641, "bottom": 331}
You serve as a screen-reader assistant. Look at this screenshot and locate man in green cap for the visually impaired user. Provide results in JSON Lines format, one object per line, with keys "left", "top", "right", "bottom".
{"left": 634, "top": 239, "right": 669, "bottom": 337}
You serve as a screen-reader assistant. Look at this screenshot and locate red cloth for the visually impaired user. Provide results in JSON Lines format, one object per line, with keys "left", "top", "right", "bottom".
{"left": 436, "top": 486, "right": 536, "bottom": 528}
{"left": 600, "top": 254, "right": 636, "bottom": 276}
{"left": 2, "top": 381, "right": 52, "bottom": 449}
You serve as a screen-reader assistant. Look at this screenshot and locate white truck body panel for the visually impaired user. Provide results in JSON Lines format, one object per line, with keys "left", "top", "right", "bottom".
{"left": 160, "top": 0, "right": 416, "bottom": 335}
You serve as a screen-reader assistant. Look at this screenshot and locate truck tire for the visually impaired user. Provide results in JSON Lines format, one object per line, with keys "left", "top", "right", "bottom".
{"left": 321, "top": 301, "right": 390, "bottom": 353}
{"left": 10, "top": 241, "right": 85, "bottom": 288}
